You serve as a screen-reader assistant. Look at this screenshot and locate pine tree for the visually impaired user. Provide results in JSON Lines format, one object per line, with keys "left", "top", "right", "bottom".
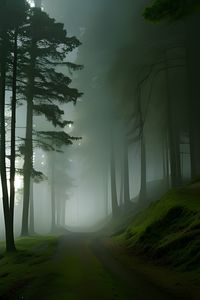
{"left": 143, "top": 0, "right": 200, "bottom": 22}
{"left": 17, "top": 8, "right": 82, "bottom": 236}
{"left": 0, "top": 0, "right": 26, "bottom": 252}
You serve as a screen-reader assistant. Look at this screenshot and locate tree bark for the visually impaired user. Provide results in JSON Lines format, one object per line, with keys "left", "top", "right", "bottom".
{"left": 123, "top": 139, "right": 131, "bottom": 207}
{"left": 56, "top": 199, "right": 61, "bottom": 227}
{"left": 104, "top": 168, "right": 109, "bottom": 216}
{"left": 60, "top": 200, "right": 66, "bottom": 227}
{"left": 163, "top": 133, "right": 170, "bottom": 188}
{"left": 119, "top": 162, "right": 124, "bottom": 207}
{"left": 21, "top": 41, "right": 36, "bottom": 236}
{"left": 21, "top": 96, "right": 33, "bottom": 236}
{"left": 139, "top": 134, "right": 147, "bottom": 202}
{"left": 165, "top": 51, "right": 182, "bottom": 187}
{"left": 9, "top": 28, "right": 19, "bottom": 250}
{"left": 29, "top": 178, "right": 35, "bottom": 234}
{"left": 186, "top": 17, "right": 200, "bottom": 178}
{"left": 51, "top": 153, "right": 56, "bottom": 232}
{"left": 110, "top": 141, "right": 119, "bottom": 218}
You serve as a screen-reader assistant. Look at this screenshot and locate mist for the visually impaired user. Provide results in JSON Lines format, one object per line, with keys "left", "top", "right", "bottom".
{"left": 0, "top": 0, "right": 198, "bottom": 235}
{"left": 0, "top": 1, "right": 200, "bottom": 298}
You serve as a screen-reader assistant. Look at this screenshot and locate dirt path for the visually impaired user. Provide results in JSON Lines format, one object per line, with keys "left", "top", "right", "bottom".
{"left": 14, "top": 234, "right": 186, "bottom": 300}
{"left": 90, "top": 238, "right": 183, "bottom": 300}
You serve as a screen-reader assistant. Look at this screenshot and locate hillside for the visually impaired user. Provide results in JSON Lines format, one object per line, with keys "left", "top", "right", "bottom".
{"left": 109, "top": 182, "right": 200, "bottom": 299}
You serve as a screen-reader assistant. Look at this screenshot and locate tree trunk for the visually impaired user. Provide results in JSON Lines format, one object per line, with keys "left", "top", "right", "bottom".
{"left": 119, "top": 162, "right": 124, "bottom": 208}
{"left": 139, "top": 134, "right": 147, "bottom": 202}
{"left": 51, "top": 185, "right": 56, "bottom": 231}
{"left": 60, "top": 200, "right": 66, "bottom": 227}
{"left": 110, "top": 141, "right": 119, "bottom": 218}
{"left": 57, "top": 199, "right": 61, "bottom": 227}
{"left": 21, "top": 42, "right": 36, "bottom": 236}
{"left": 0, "top": 32, "right": 16, "bottom": 252}
{"left": 21, "top": 97, "right": 33, "bottom": 236}
{"left": 186, "top": 17, "right": 200, "bottom": 178}
{"left": 9, "top": 28, "right": 19, "bottom": 251}
{"left": 29, "top": 178, "right": 35, "bottom": 234}
{"left": 163, "top": 133, "right": 170, "bottom": 188}
{"left": 104, "top": 168, "right": 109, "bottom": 216}
{"left": 51, "top": 154, "right": 56, "bottom": 232}
{"left": 123, "top": 139, "right": 131, "bottom": 207}
{"left": 165, "top": 51, "right": 182, "bottom": 187}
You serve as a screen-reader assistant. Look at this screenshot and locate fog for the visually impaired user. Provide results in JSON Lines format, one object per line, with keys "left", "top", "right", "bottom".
{"left": 0, "top": 0, "right": 199, "bottom": 238}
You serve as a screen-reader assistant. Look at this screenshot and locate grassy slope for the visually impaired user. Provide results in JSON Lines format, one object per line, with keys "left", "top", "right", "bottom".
{"left": 111, "top": 182, "right": 200, "bottom": 298}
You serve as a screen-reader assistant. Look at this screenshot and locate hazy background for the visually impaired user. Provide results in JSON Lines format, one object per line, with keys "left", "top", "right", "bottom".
{"left": 0, "top": 0, "right": 192, "bottom": 236}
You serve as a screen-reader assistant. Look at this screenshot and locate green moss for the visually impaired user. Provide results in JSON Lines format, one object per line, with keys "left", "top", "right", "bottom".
{"left": 0, "top": 235, "right": 59, "bottom": 299}
{"left": 114, "top": 185, "right": 200, "bottom": 272}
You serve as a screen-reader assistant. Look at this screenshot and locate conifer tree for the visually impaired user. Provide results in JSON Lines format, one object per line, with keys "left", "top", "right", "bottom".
{"left": 0, "top": 0, "right": 26, "bottom": 252}
{"left": 18, "top": 8, "right": 82, "bottom": 236}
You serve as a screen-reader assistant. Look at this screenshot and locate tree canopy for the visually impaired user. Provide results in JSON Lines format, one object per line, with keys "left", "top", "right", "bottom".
{"left": 143, "top": 0, "right": 200, "bottom": 22}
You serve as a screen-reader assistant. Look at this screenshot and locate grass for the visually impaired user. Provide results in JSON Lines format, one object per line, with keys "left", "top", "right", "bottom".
{"left": 0, "top": 236, "right": 59, "bottom": 300}
{"left": 110, "top": 182, "right": 200, "bottom": 299}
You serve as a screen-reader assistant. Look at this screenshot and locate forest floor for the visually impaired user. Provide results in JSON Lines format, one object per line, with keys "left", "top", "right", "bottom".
{"left": 0, "top": 182, "right": 199, "bottom": 300}
{"left": 0, "top": 233, "right": 183, "bottom": 300}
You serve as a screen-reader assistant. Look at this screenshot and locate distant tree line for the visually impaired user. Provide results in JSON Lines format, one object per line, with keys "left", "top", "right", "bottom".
{"left": 75, "top": 0, "right": 200, "bottom": 216}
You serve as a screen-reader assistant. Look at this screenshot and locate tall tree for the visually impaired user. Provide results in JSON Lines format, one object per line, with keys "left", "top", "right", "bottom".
{"left": 0, "top": 0, "right": 26, "bottom": 252}
{"left": 123, "top": 138, "right": 131, "bottom": 207}
{"left": 18, "top": 8, "right": 82, "bottom": 236}
{"left": 110, "top": 139, "right": 119, "bottom": 218}
{"left": 144, "top": 0, "right": 200, "bottom": 179}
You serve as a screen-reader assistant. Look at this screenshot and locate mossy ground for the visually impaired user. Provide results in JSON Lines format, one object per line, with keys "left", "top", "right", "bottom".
{"left": 110, "top": 182, "right": 200, "bottom": 299}
{"left": 0, "top": 236, "right": 58, "bottom": 300}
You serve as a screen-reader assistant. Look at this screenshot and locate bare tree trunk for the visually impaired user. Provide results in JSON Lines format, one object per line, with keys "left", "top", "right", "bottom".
{"left": 51, "top": 186, "right": 56, "bottom": 231}
{"left": 165, "top": 52, "right": 182, "bottom": 187}
{"left": 51, "top": 153, "right": 56, "bottom": 232}
{"left": 186, "top": 17, "right": 200, "bottom": 178}
{"left": 60, "top": 200, "right": 66, "bottom": 227}
{"left": 56, "top": 199, "right": 61, "bottom": 227}
{"left": 21, "top": 97, "right": 33, "bottom": 236}
{"left": 29, "top": 178, "right": 35, "bottom": 234}
{"left": 139, "top": 134, "right": 147, "bottom": 202}
{"left": 123, "top": 139, "right": 131, "bottom": 207}
{"left": 119, "top": 161, "right": 124, "bottom": 208}
{"left": 110, "top": 141, "right": 119, "bottom": 218}
{"left": 104, "top": 168, "right": 109, "bottom": 216}
{"left": 21, "top": 41, "right": 36, "bottom": 236}
{"left": 163, "top": 133, "right": 170, "bottom": 189}
{"left": 9, "top": 28, "right": 18, "bottom": 250}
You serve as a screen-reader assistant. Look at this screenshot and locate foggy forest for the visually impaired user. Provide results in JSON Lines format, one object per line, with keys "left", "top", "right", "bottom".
{"left": 0, "top": 0, "right": 200, "bottom": 299}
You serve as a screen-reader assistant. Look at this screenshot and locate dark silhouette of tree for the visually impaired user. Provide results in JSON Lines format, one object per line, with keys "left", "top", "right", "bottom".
{"left": 144, "top": 0, "right": 200, "bottom": 180}
{"left": 17, "top": 8, "right": 82, "bottom": 236}
{"left": 110, "top": 139, "right": 119, "bottom": 218}
{"left": 47, "top": 150, "right": 74, "bottom": 231}
{"left": 0, "top": 0, "right": 26, "bottom": 252}
{"left": 144, "top": 0, "right": 200, "bottom": 22}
